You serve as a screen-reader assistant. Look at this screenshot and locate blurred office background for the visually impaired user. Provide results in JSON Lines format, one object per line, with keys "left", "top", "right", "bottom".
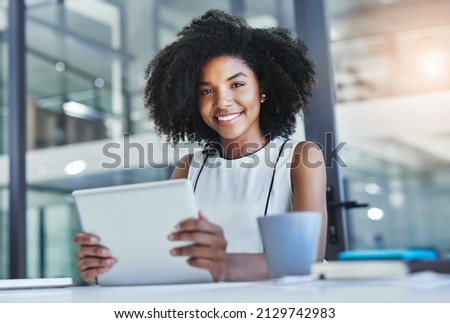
{"left": 0, "top": 0, "right": 449, "bottom": 283}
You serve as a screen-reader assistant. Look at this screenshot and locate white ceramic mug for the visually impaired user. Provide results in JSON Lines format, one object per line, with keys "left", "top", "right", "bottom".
{"left": 258, "top": 211, "right": 322, "bottom": 279}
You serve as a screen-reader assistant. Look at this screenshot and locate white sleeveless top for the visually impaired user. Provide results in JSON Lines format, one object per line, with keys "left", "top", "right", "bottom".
{"left": 187, "top": 137, "right": 299, "bottom": 253}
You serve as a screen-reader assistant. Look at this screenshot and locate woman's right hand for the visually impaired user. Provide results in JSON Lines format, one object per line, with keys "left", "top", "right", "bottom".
{"left": 73, "top": 232, "right": 116, "bottom": 284}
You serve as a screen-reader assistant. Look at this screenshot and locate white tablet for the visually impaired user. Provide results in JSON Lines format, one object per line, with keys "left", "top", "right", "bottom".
{"left": 72, "top": 179, "right": 213, "bottom": 286}
{"left": 0, "top": 277, "right": 73, "bottom": 290}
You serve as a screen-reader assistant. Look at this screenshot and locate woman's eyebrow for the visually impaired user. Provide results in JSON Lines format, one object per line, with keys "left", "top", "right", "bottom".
{"left": 227, "top": 72, "right": 247, "bottom": 81}
{"left": 198, "top": 72, "right": 248, "bottom": 86}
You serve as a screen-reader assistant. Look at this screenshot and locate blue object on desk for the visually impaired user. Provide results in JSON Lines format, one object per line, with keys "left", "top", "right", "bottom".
{"left": 338, "top": 248, "right": 438, "bottom": 261}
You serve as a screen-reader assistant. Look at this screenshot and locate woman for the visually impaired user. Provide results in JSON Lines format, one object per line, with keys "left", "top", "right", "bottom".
{"left": 74, "top": 9, "right": 327, "bottom": 284}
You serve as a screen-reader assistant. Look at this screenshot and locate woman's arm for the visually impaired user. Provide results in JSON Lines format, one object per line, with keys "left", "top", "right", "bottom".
{"left": 290, "top": 141, "right": 328, "bottom": 261}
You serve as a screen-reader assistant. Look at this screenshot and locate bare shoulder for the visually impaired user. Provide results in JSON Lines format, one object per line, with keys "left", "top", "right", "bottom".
{"left": 290, "top": 140, "right": 326, "bottom": 195}
{"left": 170, "top": 153, "right": 194, "bottom": 179}
{"left": 291, "top": 140, "right": 325, "bottom": 169}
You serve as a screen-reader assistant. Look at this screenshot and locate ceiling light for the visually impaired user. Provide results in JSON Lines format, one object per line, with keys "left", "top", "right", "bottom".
{"left": 95, "top": 78, "right": 105, "bottom": 88}
{"left": 330, "top": 27, "right": 340, "bottom": 41}
{"left": 55, "top": 61, "right": 66, "bottom": 72}
{"left": 418, "top": 49, "right": 446, "bottom": 78}
{"left": 64, "top": 160, "right": 87, "bottom": 175}
{"left": 364, "top": 183, "right": 381, "bottom": 195}
{"left": 367, "top": 207, "right": 384, "bottom": 221}
{"left": 63, "top": 101, "right": 104, "bottom": 120}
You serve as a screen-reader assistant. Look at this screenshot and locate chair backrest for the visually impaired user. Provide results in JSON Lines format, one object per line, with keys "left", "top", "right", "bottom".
{"left": 324, "top": 185, "right": 369, "bottom": 260}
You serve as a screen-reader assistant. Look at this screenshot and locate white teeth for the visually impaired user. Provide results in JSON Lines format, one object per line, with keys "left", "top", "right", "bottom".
{"left": 217, "top": 113, "right": 241, "bottom": 122}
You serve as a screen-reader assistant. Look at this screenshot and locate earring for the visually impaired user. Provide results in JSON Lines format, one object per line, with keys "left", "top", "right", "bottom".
{"left": 260, "top": 93, "right": 267, "bottom": 103}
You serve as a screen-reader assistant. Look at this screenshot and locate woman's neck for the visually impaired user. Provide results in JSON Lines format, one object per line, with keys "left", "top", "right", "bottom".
{"left": 219, "top": 133, "right": 269, "bottom": 159}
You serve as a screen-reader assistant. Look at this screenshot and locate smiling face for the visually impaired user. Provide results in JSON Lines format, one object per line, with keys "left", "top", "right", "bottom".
{"left": 197, "top": 56, "right": 266, "bottom": 150}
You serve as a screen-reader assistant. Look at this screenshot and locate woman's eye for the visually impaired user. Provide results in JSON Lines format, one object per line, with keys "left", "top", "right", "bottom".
{"left": 199, "top": 89, "right": 213, "bottom": 96}
{"left": 232, "top": 82, "right": 245, "bottom": 88}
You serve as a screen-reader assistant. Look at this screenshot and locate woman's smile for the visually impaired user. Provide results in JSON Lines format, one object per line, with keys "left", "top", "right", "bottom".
{"left": 215, "top": 112, "right": 244, "bottom": 124}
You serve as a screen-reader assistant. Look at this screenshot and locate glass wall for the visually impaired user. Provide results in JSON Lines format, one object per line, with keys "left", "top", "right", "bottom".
{"left": 327, "top": 0, "right": 450, "bottom": 257}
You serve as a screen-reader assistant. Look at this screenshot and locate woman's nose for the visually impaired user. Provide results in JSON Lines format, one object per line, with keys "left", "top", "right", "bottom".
{"left": 215, "top": 88, "right": 233, "bottom": 109}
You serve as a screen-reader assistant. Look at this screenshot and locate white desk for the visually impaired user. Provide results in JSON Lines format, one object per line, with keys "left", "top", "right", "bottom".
{"left": 1, "top": 272, "right": 449, "bottom": 303}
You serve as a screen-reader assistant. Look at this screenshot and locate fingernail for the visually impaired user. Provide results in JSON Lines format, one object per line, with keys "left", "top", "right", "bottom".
{"left": 170, "top": 249, "right": 177, "bottom": 255}
{"left": 168, "top": 234, "right": 174, "bottom": 240}
{"left": 175, "top": 224, "right": 180, "bottom": 230}
{"left": 89, "top": 236, "right": 99, "bottom": 243}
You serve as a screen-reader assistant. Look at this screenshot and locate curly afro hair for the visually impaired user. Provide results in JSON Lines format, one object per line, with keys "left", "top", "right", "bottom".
{"left": 144, "top": 9, "right": 316, "bottom": 145}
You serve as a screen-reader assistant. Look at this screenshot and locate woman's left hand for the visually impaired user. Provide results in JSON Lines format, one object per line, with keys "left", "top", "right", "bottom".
{"left": 168, "top": 211, "right": 228, "bottom": 281}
